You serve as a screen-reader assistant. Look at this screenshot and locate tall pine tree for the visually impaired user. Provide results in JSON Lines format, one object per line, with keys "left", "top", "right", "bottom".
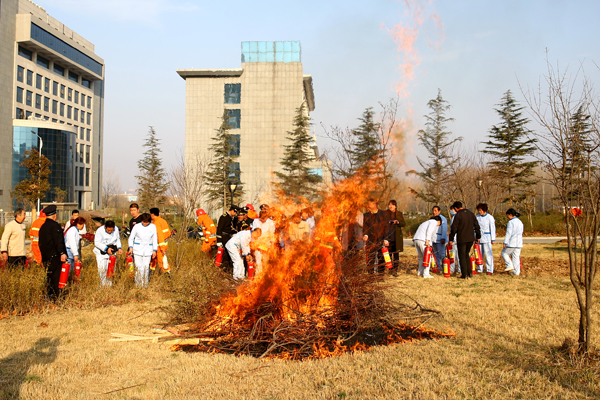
{"left": 566, "top": 105, "right": 594, "bottom": 201}
{"left": 482, "top": 90, "right": 538, "bottom": 205}
{"left": 275, "top": 103, "right": 320, "bottom": 199}
{"left": 348, "top": 107, "right": 381, "bottom": 175}
{"left": 136, "top": 127, "right": 169, "bottom": 209}
{"left": 204, "top": 110, "right": 244, "bottom": 210}
{"left": 409, "top": 89, "right": 461, "bottom": 205}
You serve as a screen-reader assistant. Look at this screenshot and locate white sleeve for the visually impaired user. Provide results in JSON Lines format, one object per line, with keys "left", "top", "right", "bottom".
{"left": 504, "top": 221, "right": 513, "bottom": 245}
{"left": 114, "top": 228, "right": 121, "bottom": 249}
{"left": 94, "top": 228, "right": 106, "bottom": 252}
{"left": 241, "top": 234, "right": 251, "bottom": 255}
{"left": 128, "top": 226, "right": 136, "bottom": 249}
{"left": 490, "top": 216, "right": 496, "bottom": 242}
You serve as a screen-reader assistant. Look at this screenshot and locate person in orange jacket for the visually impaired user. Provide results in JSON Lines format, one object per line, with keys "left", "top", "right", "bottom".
{"left": 196, "top": 209, "right": 217, "bottom": 253}
{"left": 150, "top": 208, "right": 171, "bottom": 273}
{"left": 29, "top": 209, "right": 46, "bottom": 265}
{"left": 246, "top": 203, "right": 259, "bottom": 220}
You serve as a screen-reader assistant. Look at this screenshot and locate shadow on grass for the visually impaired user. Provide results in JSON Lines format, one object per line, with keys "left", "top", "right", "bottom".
{"left": 0, "top": 337, "right": 59, "bottom": 399}
{"left": 456, "top": 320, "right": 599, "bottom": 398}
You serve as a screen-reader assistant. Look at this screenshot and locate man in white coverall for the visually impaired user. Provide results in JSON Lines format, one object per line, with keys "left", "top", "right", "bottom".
{"left": 226, "top": 228, "right": 262, "bottom": 281}
{"left": 93, "top": 220, "right": 122, "bottom": 286}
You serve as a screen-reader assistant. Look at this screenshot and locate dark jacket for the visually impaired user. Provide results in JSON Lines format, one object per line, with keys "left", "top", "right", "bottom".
{"left": 384, "top": 210, "right": 406, "bottom": 252}
{"left": 450, "top": 208, "right": 481, "bottom": 244}
{"left": 363, "top": 210, "right": 387, "bottom": 247}
{"left": 216, "top": 212, "right": 237, "bottom": 245}
{"left": 39, "top": 218, "right": 67, "bottom": 263}
{"left": 129, "top": 215, "right": 143, "bottom": 230}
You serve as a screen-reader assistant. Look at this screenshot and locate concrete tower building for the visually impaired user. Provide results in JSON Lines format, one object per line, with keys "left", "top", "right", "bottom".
{"left": 177, "top": 41, "right": 329, "bottom": 210}
{"left": 0, "top": 0, "right": 104, "bottom": 213}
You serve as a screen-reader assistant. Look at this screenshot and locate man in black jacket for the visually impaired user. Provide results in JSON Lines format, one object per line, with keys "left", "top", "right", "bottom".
{"left": 448, "top": 201, "right": 481, "bottom": 279}
{"left": 216, "top": 206, "right": 239, "bottom": 272}
{"left": 362, "top": 198, "right": 389, "bottom": 274}
{"left": 38, "top": 205, "right": 67, "bottom": 299}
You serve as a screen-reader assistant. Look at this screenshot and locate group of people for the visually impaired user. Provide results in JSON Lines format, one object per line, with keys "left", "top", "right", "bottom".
{"left": 413, "top": 201, "right": 524, "bottom": 279}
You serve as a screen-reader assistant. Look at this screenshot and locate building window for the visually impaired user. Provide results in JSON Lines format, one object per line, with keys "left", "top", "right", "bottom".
{"left": 60, "top": 84, "right": 65, "bottom": 98}
{"left": 80, "top": 111, "right": 84, "bottom": 123}
{"left": 85, "top": 168, "right": 90, "bottom": 187}
{"left": 80, "top": 127, "right": 85, "bottom": 140}
{"left": 52, "top": 81, "right": 58, "bottom": 95}
{"left": 37, "top": 55, "right": 50, "bottom": 69}
{"left": 224, "top": 83, "right": 241, "bottom": 104}
{"left": 67, "top": 105, "right": 72, "bottom": 119}
{"left": 82, "top": 79, "right": 91, "bottom": 89}
{"left": 16, "top": 87, "right": 23, "bottom": 103}
{"left": 59, "top": 102, "right": 64, "bottom": 116}
{"left": 52, "top": 100, "right": 57, "bottom": 114}
{"left": 225, "top": 109, "right": 241, "bottom": 129}
{"left": 44, "top": 78, "right": 50, "bottom": 93}
{"left": 86, "top": 129, "right": 90, "bottom": 141}
{"left": 25, "top": 110, "right": 32, "bottom": 119}
{"left": 26, "top": 70, "right": 33, "bottom": 86}
{"left": 308, "top": 168, "right": 323, "bottom": 181}
{"left": 35, "top": 113, "right": 41, "bottom": 118}
{"left": 54, "top": 63, "right": 65, "bottom": 76}
{"left": 35, "top": 94, "right": 41, "bottom": 109}
{"left": 18, "top": 46, "right": 32, "bottom": 60}
{"left": 85, "top": 145, "right": 90, "bottom": 164}
{"left": 68, "top": 71, "right": 79, "bottom": 83}
{"left": 80, "top": 144, "right": 84, "bottom": 162}
{"left": 74, "top": 90, "right": 79, "bottom": 104}
{"left": 87, "top": 96, "right": 92, "bottom": 108}
{"left": 17, "top": 66, "right": 24, "bottom": 82}
{"left": 68, "top": 88, "right": 72, "bottom": 101}
{"left": 15, "top": 108, "right": 24, "bottom": 119}
{"left": 227, "top": 162, "right": 241, "bottom": 184}
{"left": 44, "top": 97, "right": 49, "bottom": 112}
{"left": 52, "top": 118, "right": 57, "bottom": 122}
{"left": 26, "top": 90, "right": 32, "bottom": 106}
{"left": 75, "top": 168, "right": 78, "bottom": 186}
{"left": 229, "top": 134, "right": 241, "bottom": 156}
{"left": 74, "top": 108, "right": 78, "bottom": 120}
{"left": 87, "top": 112, "right": 91, "bottom": 125}
{"left": 36, "top": 74, "right": 42, "bottom": 89}
{"left": 79, "top": 166, "right": 84, "bottom": 186}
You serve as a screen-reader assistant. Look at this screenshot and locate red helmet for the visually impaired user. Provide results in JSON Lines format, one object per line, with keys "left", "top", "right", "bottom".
{"left": 196, "top": 209, "right": 206, "bottom": 216}
{"left": 39, "top": 212, "right": 46, "bottom": 218}
{"left": 245, "top": 203, "right": 255, "bottom": 211}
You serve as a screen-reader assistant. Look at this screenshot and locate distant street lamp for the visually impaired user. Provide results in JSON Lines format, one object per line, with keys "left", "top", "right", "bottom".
{"left": 32, "top": 130, "right": 43, "bottom": 215}
{"left": 476, "top": 176, "right": 483, "bottom": 204}
{"left": 229, "top": 182, "right": 238, "bottom": 208}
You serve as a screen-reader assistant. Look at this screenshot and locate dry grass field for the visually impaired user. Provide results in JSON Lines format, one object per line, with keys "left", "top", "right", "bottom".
{"left": 0, "top": 242, "right": 599, "bottom": 399}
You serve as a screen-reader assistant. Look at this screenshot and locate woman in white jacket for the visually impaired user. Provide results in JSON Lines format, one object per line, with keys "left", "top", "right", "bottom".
{"left": 127, "top": 213, "right": 157, "bottom": 287}
{"left": 413, "top": 216, "right": 442, "bottom": 278}
{"left": 502, "top": 208, "right": 524, "bottom": 275}
{"left": 64, "top": 217, "right": 86, "bottom": 274}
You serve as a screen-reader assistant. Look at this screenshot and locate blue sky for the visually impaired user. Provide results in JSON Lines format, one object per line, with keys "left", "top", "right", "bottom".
{"left": 44, "top": 0, "right": 600, "bottom": 191}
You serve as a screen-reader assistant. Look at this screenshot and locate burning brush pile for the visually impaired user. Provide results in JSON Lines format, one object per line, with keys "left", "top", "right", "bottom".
{"left": 173, "top": 175, "right": 453, "bottom": 360}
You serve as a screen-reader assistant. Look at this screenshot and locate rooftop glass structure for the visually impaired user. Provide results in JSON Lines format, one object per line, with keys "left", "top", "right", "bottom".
{"left": 241, "top": 41, "right": 301, "bottom": 63}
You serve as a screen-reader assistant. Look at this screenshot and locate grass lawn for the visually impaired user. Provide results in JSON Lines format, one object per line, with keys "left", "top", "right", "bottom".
{"left": 0, "top": 244, "right": 598, "bottom": 399}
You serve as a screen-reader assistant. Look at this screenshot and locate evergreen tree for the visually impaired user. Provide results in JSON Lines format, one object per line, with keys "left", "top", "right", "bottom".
{"left": 136, "top": 127, "right": 169, "bottom": 209}
{"left": 483, "top": 90, "right": 538, "bottom": 204}
{"left": 12, "top": 149, "right": 51, "bottom": 212}
{"left": 566, "top": 105, "right": 595, "bottom": 201}
{"left": 409, "top": 89, "right": 461, "bottom": 205}
{"left": 204, "top": 110, "right": 244, "bottom": 210}
{"left": 275, "top": 103, "right": 320, "bottom": 199}
{"left": 348, "top": 107, "right": 381, "bottom": 175}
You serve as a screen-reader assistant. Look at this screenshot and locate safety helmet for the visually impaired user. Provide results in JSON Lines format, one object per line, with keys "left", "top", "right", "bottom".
{"left": 196, "top": 209, "right": 206, "bottom": 216}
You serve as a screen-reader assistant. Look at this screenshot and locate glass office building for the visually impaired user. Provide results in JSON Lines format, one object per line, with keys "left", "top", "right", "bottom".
{"left": 12, "top": 125, "right": 75, "bottom": 204}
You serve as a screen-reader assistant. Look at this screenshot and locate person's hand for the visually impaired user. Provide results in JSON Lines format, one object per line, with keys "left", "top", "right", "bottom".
{"left": 247, "top": 255, "right": 253, "bottom": 263}
{"left": 383, "top": 240, "right": 389, "bottom": 247}
{"left": 491, "top": 241, "right": 495, "bottom": 245}
{"left": 60, "top": 254, "right": 67, "bottom": 262}
{"left": 503, "top": 244, "right": 507, "bottom": 249}
{"left": 363, "top": 235, "right": 368, "bottom": 241}
{"left": 127, "top": 247, "right": 132, "bottom": 255}
{"left": 441, "top": 239, "right": 446, "bottom": 244}
{"left": 152, "top": 251, "right": 157, "bottom": 259}
{"left": 393, "top": 220, "right": 399, "bottom": 225}
{"left": 117, "top": 249, "right": 123, "bottom": 255}
{"left": 107, "top": 248, "right": 113, "bottom": 255}
{"left": 425, "top": 240, "right": 430, "bottom": 247}
{"left": 475, "top": 239, "right": 480, "bottom": 244}
{"left": 448, "top": 241, "right": 453, "bottom": 247}
{"left": 74, "top": 255, "right": 79, "bottom": 262}
{"left": 1, "top": 252, "right": 7, "bottom": 262}
{"left": 161, "top": 249, "right": 166, "bottom": 256}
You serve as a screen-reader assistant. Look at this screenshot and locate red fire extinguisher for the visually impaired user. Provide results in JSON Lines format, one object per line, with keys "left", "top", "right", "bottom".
{"left": 126, "top": 255, "right": 134, "bottom": 278}
{"left": 473, "top": 244, "right": 483, "bottom": 266}
{"left": 107, "top": 255, "right": 116, "bottom": 278}
{"left": 215, "top": 247, "right": 224, "bottom": 267}
{"left": 443, "top": 258, "right": 451, "bottom": 278}
{"left": 470, "top": 256, "right": 477, "bottom": 275}
{"left": 422, "top": 246, "right": 433, "bottom": 268}
{"left": 58, "top": 262, "right": 70, "bottom": 289}
{"left": 430, "top": 255, "right": 439, "bottom": 274}
{"left": 74, "top": 261, "right": 82, "bottom": 280}
{"left": 446, "top": 243, "right": 454, "bottom": 260}
{"left": 247, "top": 257, "right": 255, "bottom": 279}
{"left": 382, "top": 247, "right": 393, "bottom": 269}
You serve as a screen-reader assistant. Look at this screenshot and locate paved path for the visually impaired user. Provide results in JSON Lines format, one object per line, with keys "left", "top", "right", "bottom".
{"left": 403, "top": 237, "right": 570, "bottom": 247}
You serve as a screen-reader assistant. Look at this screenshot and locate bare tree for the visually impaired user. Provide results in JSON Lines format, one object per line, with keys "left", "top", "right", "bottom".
{"left": 522, "top": 59, "right": 600, "bottom": 355}
{"left": 102, "top": 168, "right": 121, "bottom": 209}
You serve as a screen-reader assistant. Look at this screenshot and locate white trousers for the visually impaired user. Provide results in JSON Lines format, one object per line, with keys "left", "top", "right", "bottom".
{"left": 134, "top": 254, "right": 151, "bottom": 287}
{"left": 414, "top": 240, "right": 431, "bottom": 277}
{"left": 478, "top": 242, "right": 494, "bottom": 273}
{"left": 94, "top": 253, "right": 112, "bottom": 286}
{"left": 502, "top": 247, "right": 521, "bottom": 275}
{"left": 227, "top": 246, "right": 245, "bottom": 280}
